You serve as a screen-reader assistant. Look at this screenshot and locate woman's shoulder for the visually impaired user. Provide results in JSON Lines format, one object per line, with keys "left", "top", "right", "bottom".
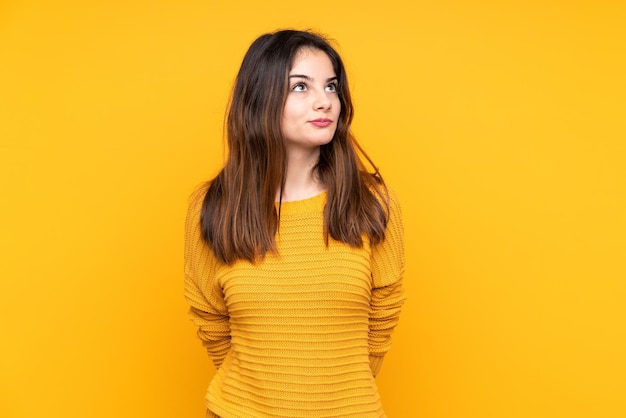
{"left": 189, "top": 180, "right": 218, "bottom": 214}
{"left": 363, "top": 175, "right": 401, "bottom": 212}
{"left": 386, "top": 184, "right": 401, "bottom": 208}
{"left": 185, "top": 181, "right": 211, "bottom": 227}
{"left": 188, "top": 181, "right": 210, "bottom": 205}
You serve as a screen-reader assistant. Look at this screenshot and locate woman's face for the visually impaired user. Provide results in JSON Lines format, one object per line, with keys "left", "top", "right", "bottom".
{"left": 281, "top": 48, "right": 341, "bottom": 154}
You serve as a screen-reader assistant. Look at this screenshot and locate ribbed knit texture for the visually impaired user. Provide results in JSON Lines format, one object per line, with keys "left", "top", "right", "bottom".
{"left": 184, "top": 185, "right": 406, "bottom": 418}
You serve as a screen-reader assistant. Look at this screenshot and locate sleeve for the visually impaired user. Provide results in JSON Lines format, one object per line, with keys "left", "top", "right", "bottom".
{"left": 368, "top": 187, "right": 407, "bottom": 377}
{"left": 184, "top": 184, "right": 231, "bottom": 369}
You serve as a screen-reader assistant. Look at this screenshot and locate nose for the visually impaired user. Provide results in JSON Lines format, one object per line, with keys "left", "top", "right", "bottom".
{"left": 313, "top": 90, "right": 332, "bottom": 111}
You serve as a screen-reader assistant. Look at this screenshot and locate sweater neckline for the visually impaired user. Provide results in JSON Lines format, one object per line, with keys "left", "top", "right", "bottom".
{"left": 276, "top": 191, "right": 326, "bottom": 214}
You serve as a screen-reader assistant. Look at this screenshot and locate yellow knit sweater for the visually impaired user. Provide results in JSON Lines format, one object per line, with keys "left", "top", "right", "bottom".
{"left": 184, "top": 185, "right": 406, "bottom": 417}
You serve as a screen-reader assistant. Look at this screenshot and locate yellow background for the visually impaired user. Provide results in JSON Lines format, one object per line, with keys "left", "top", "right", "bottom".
{"left": 1, "top": 1, "right": 625, "bottom": 417}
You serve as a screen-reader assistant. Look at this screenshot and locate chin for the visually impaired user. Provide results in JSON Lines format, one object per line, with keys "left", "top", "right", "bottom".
{"left": 316, "top": 137, "right": 334, "bottom": 147}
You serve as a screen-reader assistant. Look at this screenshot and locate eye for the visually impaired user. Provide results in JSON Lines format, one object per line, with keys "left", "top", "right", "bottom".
{"left": 326, "top": 82, "right": 338, "bottom": 93}
{"left": 292, "top": 82, "right": 307, "bottom": 92}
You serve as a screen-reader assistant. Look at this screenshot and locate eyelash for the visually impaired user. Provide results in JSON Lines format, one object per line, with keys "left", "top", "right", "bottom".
{"left": 291, "top": 82, "right": 339, "bottom": 92}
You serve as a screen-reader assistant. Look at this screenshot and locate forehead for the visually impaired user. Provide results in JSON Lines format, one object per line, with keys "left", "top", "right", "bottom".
{"left": 289, "top": 48, "right": 335, "bottom": 74}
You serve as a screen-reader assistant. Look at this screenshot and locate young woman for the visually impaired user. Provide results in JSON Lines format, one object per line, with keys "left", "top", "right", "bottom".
{"left": 184, "top": 29, "right": 406, "bottom": 418}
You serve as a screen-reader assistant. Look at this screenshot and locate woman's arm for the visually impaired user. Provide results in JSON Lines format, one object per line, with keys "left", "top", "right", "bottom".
{"left": 184, "top": 185, "right": 231, "bottom": 369}
{"left": 368, "top": 188, "right": 407, "bottom": 376}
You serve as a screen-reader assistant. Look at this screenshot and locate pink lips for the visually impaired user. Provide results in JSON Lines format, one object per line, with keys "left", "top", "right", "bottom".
{"left": 309, "top": 118, "right": 333, "bottom": 127}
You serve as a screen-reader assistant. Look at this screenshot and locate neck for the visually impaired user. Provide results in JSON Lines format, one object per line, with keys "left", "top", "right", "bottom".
{"left": 278, "top": 147, "right": 325, "bottom": 202}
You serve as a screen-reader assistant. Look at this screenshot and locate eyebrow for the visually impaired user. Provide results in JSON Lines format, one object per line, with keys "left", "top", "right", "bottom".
{"left": 289, "top": 74, "right": 338, "bottom": 82}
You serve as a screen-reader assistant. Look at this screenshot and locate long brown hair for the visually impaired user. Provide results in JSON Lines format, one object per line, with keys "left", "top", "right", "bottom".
{"left": 201, "top": 29, "right": 388, "bottom": 264}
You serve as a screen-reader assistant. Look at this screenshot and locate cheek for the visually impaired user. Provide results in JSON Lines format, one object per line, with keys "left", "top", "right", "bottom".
{"left": 282, "top": 99, "right": 303, "bottom": 121}
{"left": 333, "top": 97, "right": 342, "bottom": 117}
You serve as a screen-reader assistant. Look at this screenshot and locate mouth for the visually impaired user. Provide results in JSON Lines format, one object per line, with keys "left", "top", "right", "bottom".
{"left": 309, "top": 118, "right": 333, "bottom": 127}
